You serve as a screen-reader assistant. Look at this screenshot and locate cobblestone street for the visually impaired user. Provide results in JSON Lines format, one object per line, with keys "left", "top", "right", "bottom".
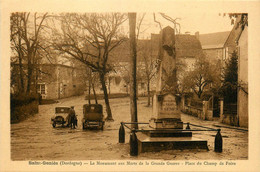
{"left": 11, "top": 96, "right": 248, "bottom": 160}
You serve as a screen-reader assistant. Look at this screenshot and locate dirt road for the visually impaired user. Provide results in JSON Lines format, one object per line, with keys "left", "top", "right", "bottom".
{"left": 11, "top": 96, "right": 248, "bottom": 160}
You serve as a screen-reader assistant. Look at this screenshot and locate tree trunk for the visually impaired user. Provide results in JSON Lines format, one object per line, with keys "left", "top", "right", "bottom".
{"left": 26, "top": 63, "right": 32, "bottom": 93}
{"left": 108, "top": 77, "right": 111, "bottom": 95}
{"left": 88, "top": 77, "right": 91, "bottom": 104}
{"left": 100, "top": 73, "right": 113, "bottom": 121}
{"left": 92, "top": 83, "right": 98, "bottom": 104}
{"left": 128, "top": 13, "right": 138, "bottom": 129}
{"left": 147, "top": 79, "right": 150, "bottom": 106}
{"left": 18, "top": 52, "right": 24, "bottom": 93}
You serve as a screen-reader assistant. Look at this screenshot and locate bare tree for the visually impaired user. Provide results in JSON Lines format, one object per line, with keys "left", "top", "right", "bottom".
{"left": 11, "top": 12, "right": 49, "bottom": 94}
{"left": 135, "top": 13, "right": 157, "bottom": 106}
{"left": 159, "top": 13, "right": 181, "bottom": 34}
{"left": 138, "top": 43, "right": 157, "bottom": 106}
{"left": 52, "top": 13, "right": 127, "bottom": 121}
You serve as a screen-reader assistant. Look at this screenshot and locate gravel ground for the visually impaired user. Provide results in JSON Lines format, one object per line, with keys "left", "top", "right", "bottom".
{"left": 11, "top": 95, "right": 248, "bottom": 160}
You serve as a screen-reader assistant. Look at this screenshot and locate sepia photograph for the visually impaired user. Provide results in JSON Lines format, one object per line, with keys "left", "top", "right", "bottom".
{"left": 1, "top": 0, "right": 260, "bottom": 171}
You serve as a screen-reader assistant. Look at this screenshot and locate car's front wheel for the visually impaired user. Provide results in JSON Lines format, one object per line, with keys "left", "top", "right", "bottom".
{"left": 52, "top": 122, "right": 56, "bottom": 128}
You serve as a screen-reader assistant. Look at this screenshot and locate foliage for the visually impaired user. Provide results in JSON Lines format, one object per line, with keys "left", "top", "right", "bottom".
{"left": 228, "top": 13, "right": 248, "bottom": 30}
{"left": 11, "top": 93, "right": 40, "bottom": 107}
{"left": 220, "top": 51, "right": 238, "bottom": 103}
{"left": 11, "top": 98, "right": 39, "bottom": 123}
{"left": 181, "top": 54, "right": 221, "bottom": 99}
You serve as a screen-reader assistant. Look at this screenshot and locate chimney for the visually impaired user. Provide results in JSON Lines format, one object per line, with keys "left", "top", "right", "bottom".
{"left": 195, "top": 31, "right": 200, "bottom": 40}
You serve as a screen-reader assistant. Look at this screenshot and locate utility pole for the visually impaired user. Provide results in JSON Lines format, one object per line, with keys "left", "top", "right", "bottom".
{"left": 128, "top": 13, "right": 138, "bottom": 129}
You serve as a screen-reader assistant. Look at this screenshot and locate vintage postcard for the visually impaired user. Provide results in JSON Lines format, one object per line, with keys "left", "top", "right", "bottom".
{"left": 1, "top": 0, "right": 260, "bottom": 171}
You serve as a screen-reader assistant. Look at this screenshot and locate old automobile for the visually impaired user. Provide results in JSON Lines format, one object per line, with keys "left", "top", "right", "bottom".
{"left": 82, "top": 104, "right": 104, "bottom": 130}
{"left": 51, "top": 106, "right": 70, "bottom": 128}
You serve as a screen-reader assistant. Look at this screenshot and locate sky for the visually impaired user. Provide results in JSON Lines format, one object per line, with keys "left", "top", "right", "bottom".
{"left": 123, "top": 12, "right": 234, "bottom": 39}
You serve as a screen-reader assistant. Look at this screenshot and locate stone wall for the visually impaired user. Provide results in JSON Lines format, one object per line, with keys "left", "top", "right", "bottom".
{"left": 181, "top": 98, "right": 214, "bottom": 121}
{"left": 220, "top": 113, "right": 238, "bottom": 126}
{"left": 238, "top": 90, "right": 248, "bottom": 127}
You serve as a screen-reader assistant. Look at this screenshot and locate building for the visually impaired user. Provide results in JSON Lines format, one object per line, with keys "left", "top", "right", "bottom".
{"left": 197, "top": 26, "right": 242, "bottom": 68}
{"left": 236, "top": 21, "right": 248, "bottom": 128}
{"left": 37, "top": 64, "right": 87, "bottom": 99}
{"left": 11, "top": 60, "right": 87, "bottom": 100}
{"left": 99, "top": 27, "right": 203, "bottom": 95}
{"left": 198, "top": 31, "right": 230, "bottom": 63}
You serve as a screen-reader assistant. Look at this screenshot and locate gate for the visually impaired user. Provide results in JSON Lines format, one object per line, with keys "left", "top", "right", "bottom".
{"left": 213, "top": 96, "right": 220, "bottom": 117}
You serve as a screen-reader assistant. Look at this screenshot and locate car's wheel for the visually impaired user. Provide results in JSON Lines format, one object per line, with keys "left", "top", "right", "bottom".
{"left": 101, "top": 124, "right": 104, "bottom": 130}
{"left": 52, "top": 122, "right": 56, "bottom": 128}
{"left": 82, "top": 123, "right": 85, "bottom": 130}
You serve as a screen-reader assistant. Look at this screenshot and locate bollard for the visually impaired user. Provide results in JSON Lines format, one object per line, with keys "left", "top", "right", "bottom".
{"left": 119, "top": 122, "right": 125, "bottom": 143}
{"left": 214, "top": 129, "right": 223, "bottom": 152}
{"left": 130, "top": 130, "right": 138, "bottom": 156}
{"left": 186, "top": 122, "right": 191, "bottom": 130}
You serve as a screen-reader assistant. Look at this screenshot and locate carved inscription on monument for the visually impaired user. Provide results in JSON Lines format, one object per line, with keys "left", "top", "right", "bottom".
{"left": 158, "top": 94, "right": 180, "bottom": 119}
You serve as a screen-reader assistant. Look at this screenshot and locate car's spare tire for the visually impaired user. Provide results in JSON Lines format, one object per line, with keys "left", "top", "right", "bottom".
{"left": 55, "top": 116, "right": 64, "bottom": 123}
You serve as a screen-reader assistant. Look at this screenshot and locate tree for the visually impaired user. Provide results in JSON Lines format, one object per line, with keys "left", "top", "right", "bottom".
{"left": 220, "top": 51, "right": 238, "bottom": 103}
{"left": 128, "top": 13, "right": 138, "bottom": 129}
{"left": 51, "top": 13, "right": 127, "bottom": 121}
{"left": 229, "top": 13, "right": 248, "bottom": 30}
{"left": 181, "top": 54, "right": 219, "bottom": 99}
{"left": 85, "top": 68, "right": 98, "bottom": 104}
{"left": 138, "top": 43, "right": 157, "bottom": 106}
{"left": 10, "top": 12, "right": 49, "bottom": 94}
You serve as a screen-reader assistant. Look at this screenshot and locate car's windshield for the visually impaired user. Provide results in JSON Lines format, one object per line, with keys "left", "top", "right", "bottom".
{"left": 55, "top": 107, "right": 70, "bottom": 113}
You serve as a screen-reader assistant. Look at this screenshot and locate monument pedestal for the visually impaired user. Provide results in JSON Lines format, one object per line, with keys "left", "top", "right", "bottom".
{"left": 149, "top": 118, "right": 183, "bottom": 129}
{"left": 151, "top": 93, "right": 183, "bottom": 129}
{"left": 137, "top": 132, "right": 209, "bottom": 153}
{"left": 144, "top": 129, "right": 192, "bottom": 137}
{"left": 137, "top": 93, "right": 208, "bottom": 152}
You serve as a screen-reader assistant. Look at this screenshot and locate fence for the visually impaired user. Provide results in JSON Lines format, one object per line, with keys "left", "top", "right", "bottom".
{"left": 118, "top": 122, "right": 223, "bottom": 156}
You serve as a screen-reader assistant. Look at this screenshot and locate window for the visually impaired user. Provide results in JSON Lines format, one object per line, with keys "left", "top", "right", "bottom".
{"left": 37, "top": 84, "right": 46, "bottom": 95}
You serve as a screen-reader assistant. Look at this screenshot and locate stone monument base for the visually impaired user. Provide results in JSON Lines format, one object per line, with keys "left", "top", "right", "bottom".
{"left": 136, "top": 132, "right": 209, "bottom": 153}
{"left": 149, "top": 118, "right": 183, "bottom": 129}
{"left": 144, "top": 129, "right": 192, "bottom": 137}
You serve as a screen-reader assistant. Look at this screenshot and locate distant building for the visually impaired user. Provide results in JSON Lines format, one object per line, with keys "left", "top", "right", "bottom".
{"left": 11, "top": 61, "right": 87, "bottom": 100}
{"left": 37, "top": 64, "right": 87, "bottom": 99}
{"left": 100, "top": 28, "right": 203, "bottom": 95}
{"left": 197, "top": 26, "right": 242, "bottom": 69}
{"left": 151, "top": 32, "right": 203, "bottom": 71}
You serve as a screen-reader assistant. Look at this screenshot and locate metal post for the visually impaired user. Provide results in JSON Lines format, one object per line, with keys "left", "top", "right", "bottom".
{"left": 119, "top": 122, "right": 125, "bottom": 143}
{"left": 214, "top": 129, "right": 223, "bottom": 152}
{"left": 186, "top": 122, "right": 191, "bottom": 130}
{"left": 130, "top": 130, "right": 138, "bottom": 156}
